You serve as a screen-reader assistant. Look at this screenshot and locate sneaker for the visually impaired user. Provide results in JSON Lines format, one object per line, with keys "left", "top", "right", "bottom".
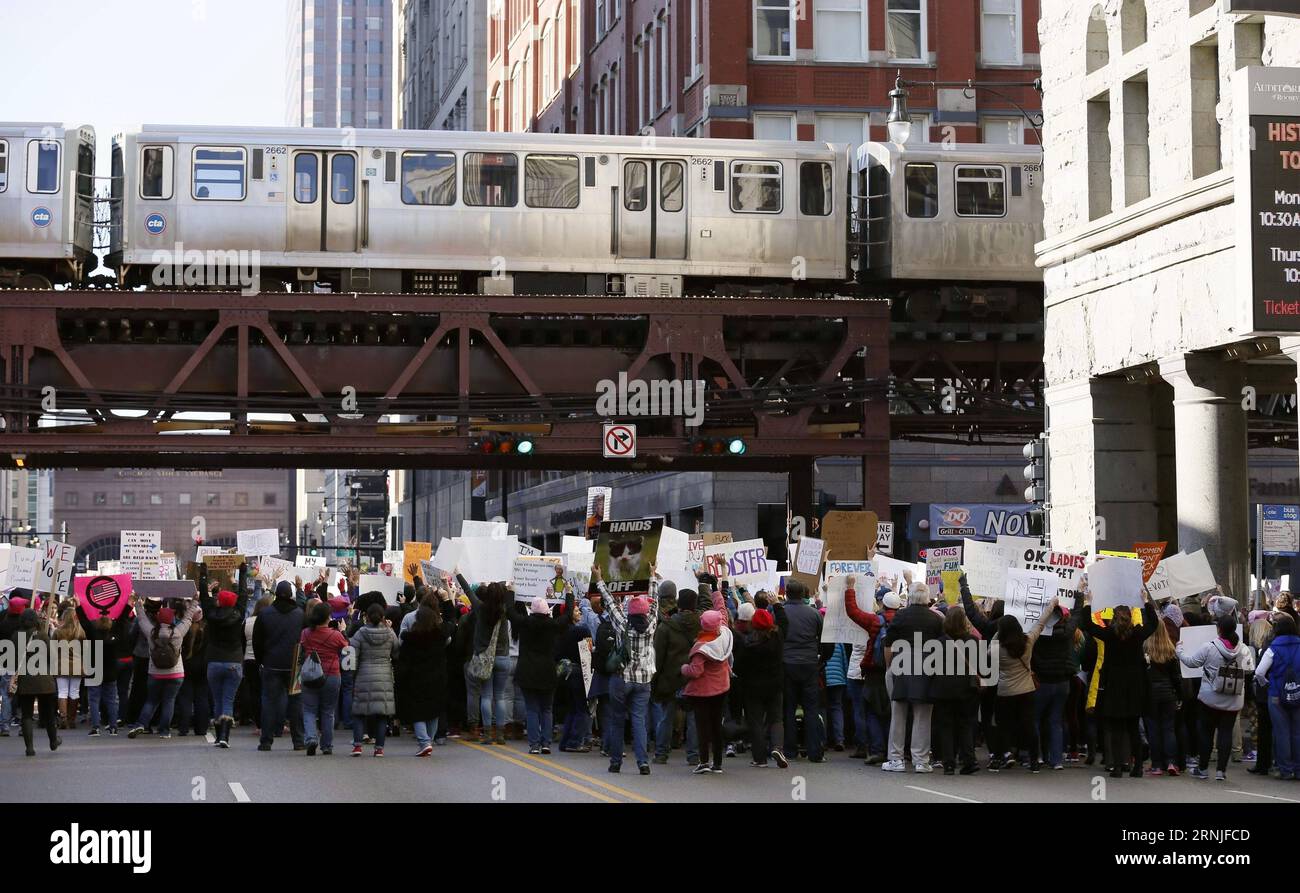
{"left": 750, "top": 760, "right": 770, "bottom": 768}
{"left": 914, "top": 762, "right": 934, "bottom": 774}
{"left": 88, "top": 727, "right": 99, "bottom": 737}
{"left": 609, "top": 764, "right": 622, "bottom": 773}
{"left": 158, "top": 733, "right": 172, "bottom": 740}
{"left": 865, "top": 753, "right": 886, "bottom": 766}
{"left": 882, "top": 760, "right": 907, "bottom": 772}
{"left": 1215, "top": 770, "right": 1226, "bottom": 781}
{"left": 373, "top": 747, "right": 384, "bottom": 758}
{"left": 771, "top": 749, "right": 790, "bottom": 769}
{"left": 850, "top": 747, "right": 868, "bottom": 759}
{"left": 692, "top": 763, "right": 713, "bottom": 775}
{"left": 417, "top": 745, "right": 433, "bottom": 757}
{"left": 725, "top": 743, "right": 737, "bottom": 758}
{"left": 108, "top": 727, "right": 118, "bottom": 737}
{"left": 832, "top": 742, "right": 845, "bottom": 752}
{"left": 1053, "top": 764, "right": 1065, "bottom": 771}
{"left": 652, "top": 755, "right": 669, "bottom": 765}
{"left": 1030, "top": 761, "right": 1041, "bottom": 774}
{"left": 987, "top": 759, "right": 1002, "bottom": 773}
{"left": 321, "top": 748, "right": 333, "bottom": 755}
{"left": 1189, "top": 768, "right": 1210, "bottom": 779}
{"left": 960, "top": 764, "right": 980, "bottom": 776}
{"left": 710, "top": 766, "right": 723, "bottom": 775}
{"left": 1186, "top": 757, "right": 1199, "bottom": 769}
{"left": 1243, "top": 750, "right": 1257, "bottom": 762}
{"left": 639, "top": 765, "right": 650, "bottom": 776}
{"left": 943, "top": 766, "right": 955, "bottom": 776}
{"left": 540, "top": 746, "right": 551, "bottom": 755}
{"left": 127, "top": 726, "right": 145, "bottom": 739}
{"left": 528, "top": 746, "right": 541, "bottom": 755}
{"left": 362, "top": 735, "right": 375, "bottom": 745}
{"left": 1145, "top": 767, "right": 1165, "bottom": 777}
{"left": 808, "top": 755, "right": 828, "bottom": 764}
{"left": 306, "top": 742, "right": 317, "bottom": 756}
{"left": 257, "top": 743, "right": 272, "bottom": 751}
{"left": 351, "top": 745, "right": 363, "bottom": 757}
{"left": 1166, "top": 764, "right": 1180, "bottom": 777}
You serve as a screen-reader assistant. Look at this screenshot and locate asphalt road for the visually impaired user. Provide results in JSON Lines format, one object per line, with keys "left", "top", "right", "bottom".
{"left": 2, "top": 725, "right": 1298, "bottom": 804}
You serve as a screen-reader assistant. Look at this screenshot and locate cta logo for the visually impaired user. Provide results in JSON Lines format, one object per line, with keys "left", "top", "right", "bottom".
{"left": 31, "top": 207, "right": 52, "bottom": 228}
{"left": 144, "top": 213, "right": 166, "bottom": 235}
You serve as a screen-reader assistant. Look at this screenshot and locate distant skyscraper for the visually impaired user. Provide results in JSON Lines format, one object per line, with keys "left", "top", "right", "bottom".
{"left": 398, "top": 0, "right": 487, "bottom": 131}
{"left": 286, "top": 0, "right": 396, "bottom": 128}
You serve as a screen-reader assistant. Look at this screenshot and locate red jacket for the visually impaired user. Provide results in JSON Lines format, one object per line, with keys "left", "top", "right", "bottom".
{"left": 300, "top": 626, "right": 349, "bottom": 676}
{"left": 844, "top": 587, "right": 885, "bottom": 672}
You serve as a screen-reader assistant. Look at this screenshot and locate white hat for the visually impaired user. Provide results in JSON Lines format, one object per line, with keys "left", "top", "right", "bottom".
{"left": 738, "top": 603, "right": 756, "bottom": 622}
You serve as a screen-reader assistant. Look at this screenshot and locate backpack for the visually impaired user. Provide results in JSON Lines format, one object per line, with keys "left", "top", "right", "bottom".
{"left": 604, "top": 625, "right": 629, "bottom": 675}
{"left": 1210, "top": 647, "right": 1246, "bottom": 696}
{"left": 870, "top": 612, "right": 889, "bottom": 669}
{"left": 1281, "top": 650, "right": 1300, "bottom": 708}
{"left": 593, "top": 617, "right": 617, "bottom": 672}
{"left": 150, "top": 625, "right": 181, "bottom": 670}
{"left": 300, "top": 648, "right": 326, "bottom": 689}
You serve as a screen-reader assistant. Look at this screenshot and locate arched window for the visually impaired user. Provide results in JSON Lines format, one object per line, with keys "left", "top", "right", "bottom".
{"left": 1120, "top": 0, "right": 1146, "bottom": 53}
{"left": 510, "top": 62, "right": 522, "bottom": 131}
{"left": 541, "top": 22, "right": 554, "bottom": 101}
{"left": 1086, "top": 5, "right": 1108, "bottom": 73}
{"left": 75, "top": 535, "right": 121, "bottom": 573}
{"left": 523, "top": 47, "right": 533, "bottom": 126}
{"left": 490, "top": 81, "right": 502, "bottom": 131}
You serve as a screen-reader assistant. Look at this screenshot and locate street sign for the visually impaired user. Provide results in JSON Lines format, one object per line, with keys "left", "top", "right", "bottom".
{"left": 602, "top": 423, "right": 637, "bottom": 458}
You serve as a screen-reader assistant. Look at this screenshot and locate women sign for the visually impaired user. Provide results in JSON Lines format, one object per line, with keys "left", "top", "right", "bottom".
{"left": 74, "top": 574, "right": 133, "bottom": 620}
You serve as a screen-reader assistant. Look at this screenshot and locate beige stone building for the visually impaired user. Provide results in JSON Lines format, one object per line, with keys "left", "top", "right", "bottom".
{"left": 1038, "top": 0, "right": 1300, "bottom": 600}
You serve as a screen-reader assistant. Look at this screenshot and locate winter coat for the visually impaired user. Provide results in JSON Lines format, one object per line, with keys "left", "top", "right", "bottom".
{"left": 77, "top": 607, "right": 127, "bottom": 685}
{"left": 653, "top": 609, "right": 701, "bottom": 701}
{"left": 1179, "top": 634, "right": 1253, "bottom": 712}
{"left": 136, "top": 601, "right": 200, "bottom": 678}
{"left": 823, "top": 643, "right": 849, "bottom": 687}
{"left": 253, "top": 599, "right": 305, "bottom": 672}
{"left": 1255, "top": 634, "right": 1300, "bottom": 700}
{"left": 781, "top": 601, "right": 823, "bottom": 666}
{"left": 843, "top": 586, "right": 883, "bottom": 676}
{"left": 1030, "top": 615, "right": 1077, "bottom": 684}
{"left": 51, "top": 626, "right": 86, "bottom": 677}
{"left": 1147, "top": 656, "right": 1182, "bottom": 705}
{"left": 1084, "top": 603, "right": 1158, "bottom": 718}
{"left": 885, "top": 604, "right": 944, "bottom": 703}
{"left": 16, "top": 622, "right": 56, "bottom": 696}
{"left": 681, "top": 629, "right": 733, "bottom": 698}
{"left": 733, "top": 628, "right": 783, "bottom": 694}
{"left": 396, "top": 625, "right": 450, "bottom": 723}
{"left": 930, "top": 633, "right": 982, "bottom": 701}
{"left": 299, "top": 626, "right": 349, "bottom": 676}
{"left": 350, "top": 623, "right": 400, "bottom": 716}
{"left": 512, "top": 595, "right": 574, "bottom": 692}
{"left": 200, "top": 590, "right": 249, "bottom": 664}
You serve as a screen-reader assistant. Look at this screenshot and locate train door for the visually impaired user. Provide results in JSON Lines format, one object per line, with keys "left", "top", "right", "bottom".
{"left": 287, "top": 150, "right": 358, "bottom": 252}
{"left": 618, "top": 158, "right": 686, "bottom": 260}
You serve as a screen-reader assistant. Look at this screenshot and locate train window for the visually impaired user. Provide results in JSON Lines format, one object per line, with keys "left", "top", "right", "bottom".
{"left": 799, "top": 162, "right": 832, "bottom": 216}
{"left": 27, "top": 140, "right": 60, "bottom": 194}
{"left": 192, "top": 146, "right": 247, "bottom": 200}
{"left": 660, "top": 161, "right": 684, "bottom": 212}
{"left": 730, "top": 161, "right": 782, "bottom": 213}
{"left": 954, "top": 164, "right": 1006, "bottom": 217}
{"left": 904, "top": 163, "right": 938, "bottom": 218}
{"left": 464, "top": 152, "right": 518, "bottom": 207}
{"left": 331, "top": 154, "right": 356, "bottom": 204}
{"left": 0, "top": 141, "right": 7, "bottom": 193}
{"left": 624, "top": 161, "right": 648, "bottom": 211}
{"left": 294, "top": 154, "right": 318, "bottom": 203}
{"left": 401, "top": 151, "right": 456, "bottom": 205}
{"left": 524, "top": 154, "right": 580, "bottom": 208}
{"left": 140, "top": 146, "right": 174, "bottom": 200}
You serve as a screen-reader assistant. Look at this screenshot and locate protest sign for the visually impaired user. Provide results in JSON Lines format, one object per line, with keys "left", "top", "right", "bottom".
{"left": 962, "top": 538, "right": 1021, "bottom": 599}
{"left": 1099, "top": 550, "right": 1139, "bottom": 559}
{"left": 402, "top": 542, "right": 432, "bottom": 583}
{"left": 95, "top": 560, "right": 122, "bottom": 575}
{"left": 381, "top": 551, "right": 403, "bottom": 574}
{"left": 296, "top": 555, "right": 325, "bottom": 570}
{"left": 1003, "top": 568, "right": 1060, "bottom": 633}
{"left": 790, "top": 537, "right": 825, "bottom": 591}
{"left": 195, "top": 554, "right": 245, "bottom": 592}
{"left": 432, "top": 538, "right": 464, "bottom": 576}
{"left": 821, "top": 511, "right": 878, "bottom": 561}
{"left": 35, "top": 541, "right": 76, "bottom": 598}
{"left": 872, "top": 554, "right": 918, "bottom": 593}
{"left": 133, "top": 579, "right": 198, "bottom": 601}
{"left": 1158, "top": 549, "right": 1217, "bottom": 600}
{"left": 120, "top": 530, "right": 161, "bottom": 579}
{"left": 821, "top": 572, "right": 875, "bottom": 646}
{"left": 655, "top": 527, "right": 697, "bottom": 600}
{"left": 562, "top": 535, "right": 593, "bottom": 555}
{"left": 1178, "top": 624, "right": 1243, "bottom": 679}
{"left": 517, "top": 542, "right": 542, "bottom": 557}
{"left": 925, "top": 545, "right": 962, "bottom": 596}
{"left": 359, "top": 573, "right": 404, "bottom": 605}
{"left": 1135, "top": 542, "right": 1167, "bottom": 583}
{"left": 236, "top": 528, "right": 280, "bottom": 558}
{"left": 0, "top": 545, "right": 40, "bottom": 590}
{"left": 827, "top": 560, "right": 874, "bottom": 579}
{"left": 459, "top": 537, "right": 519, "bottom": 586}
{"left": 461, "top": 520, "right": 508, "bottom": 539}
{"left": 701, "top": 537, "right": 768, "bottom": 591}
{"left": 595, "top": 517, "right": 664, "bottom": 597}
{"left": 74, "top": 573, "right": 133, "bottom": 620}
{"left": 578, "top": 638, "right": 594, "bottom": 695}
{"left": 512, "top": 556, "right": 566, "bottom": 601}
{"left": 1012, "top": 545, "right": 1085, "bottom": 609}
{"left": 585, "top": 487, "right": 612, "bottom": 540}
{"left": 257, "top": 556, "right": 295, "bottom": 585}
{"left": 195, "top": 545, "right": 228, "bottom": 561}
{"left": 418, "top": 559, "right": 441, "bottom": 586}
{"left": 157, "top": 553, "right": 178, "bottom": 581}
{"left": 1087, "top": 556, "right": 1145, "bottom": 611}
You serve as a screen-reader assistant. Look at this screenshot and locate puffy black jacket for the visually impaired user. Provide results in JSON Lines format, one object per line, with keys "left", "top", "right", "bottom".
{"left": 1031, "top": 618, "right": 1076, "bottom": 684}
{"left": 652, "top": 610, "right": 700, "bottom": 701}
{"left": 734, "top": 629, "right": 783, "bottom": 694}
{"left": 252, "top": 599, "right": 305, "bottom": 671}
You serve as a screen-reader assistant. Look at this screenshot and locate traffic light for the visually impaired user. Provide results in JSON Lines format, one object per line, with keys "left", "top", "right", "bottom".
{"left": 1023, "top": 435, "right": 1047, "bottom": 504}
{"left": 689, "top": 436, "right": 747, "bottom": 456}
{"left": 470, "top": 434, "right": 535, "bottom": 455}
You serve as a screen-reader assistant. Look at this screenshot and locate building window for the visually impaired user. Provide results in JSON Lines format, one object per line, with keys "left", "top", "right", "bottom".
{"left": 150, "top": 493, "right": 163, "bottom": 506}
{"left": 981, "top": 0, "right": 1021, "bottom": 65}
{"left": 490, "top": 83, "right": 502, "bottom": 131}
{"left": 464, "top": 152, "right": 518, "bottom": 206}
{"left": 910, "top": 113, "right": 933, "bottom": 142}
{"left": 263, "top": 493, "right": 277, "bottom": 506}
{"left": 524, "top": 154, "right": 580, "bottom": 208}
{"left": 954, "top": 165, "right": 1007, "bottom": 217}
{"left": 402, "top": 151, "right": 456, "bottom": 205}
{"left": 65, "top": 492, "right": 78, "bottom": 507}
{"left": 179, "top": 492, "right": 192, "bottom": 505}
{"left": 235, "top": 492, "right": 249, "bottom": 506}
{"left": 122, "top": 492, "right": 135, "bottom": 506}
{"left": 366, "top": 63, "right": 382, "bottom": 77}
{"left": 981, "top": 116, "right": 1023, "bottom": 144}
{"left": 799, "top": 162, "right": 833, "bottom": 216}
{"left": 658, "top": 13, "right": 670, "bottom": 110}
{"left": 815, "top": 0, "right": 866, "bottom": 62}
{"left": 541, "top": 22, "right": 555, "bottom": 101}
{"left": 905, "top": 163, "right": 939, "bottom": 218}
{"left": 753, "top": 113, "right": 796, "bottom": 141}
{"left": 730, "top": 161, "right": 783, "bottom": 213}
{"left": 341, "top": 87, "right": 353, "bottom": 102}
{"left": 342, "top": 39, "right": 354, "bottom": 53}
{"left": 510, "top": 62, "right": 522, "bottom": 131}
{"left": 690, "top": 0, "right": 702, "bottom": 78}
{"left": 366, "top": 38, "right": 383, "bottom": 53}
{"left": 207, "top": 492, "right": 220, "bottom": 506}
{"left": 93, "top": 492, "right": 107, "bottom": 506}
{"left": 366, "top": 87, "right": 381, "bottom": 102}
{"left": 814, "top": 113, "right": 867, "bottom": 156}
{"left": 342, "top": 16, "right": 353, "bottom": 30}
{"left": 755, "top": 0, "right": 795, "bottom": 60}
{"left": 1122, "top": 76, "right": 1150, "bottom": 206}
{"left": 1086, "top": 5, "right": 1108, "bottom": 73}
{"left": 366, "top": 16, "right": 382, "bottom": 29}
{"left": 1121, "top": 0, "right": 1147, "bottom": 53}
{"left": 886, "top": 0, "right": 926, "bottom": 62}
{"left": 596, "top": 0, "right": 605, "bottom": 38}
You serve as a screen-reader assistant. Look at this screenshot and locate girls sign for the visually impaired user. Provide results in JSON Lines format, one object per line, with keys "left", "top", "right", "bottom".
{"left": 74, "top": 574, "right": 133, "bottom": 620}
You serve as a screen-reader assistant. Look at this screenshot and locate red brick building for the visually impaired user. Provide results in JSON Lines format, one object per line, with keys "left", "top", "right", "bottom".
{"left": 486, "top": 0, "right": 1041, "bottom": 145}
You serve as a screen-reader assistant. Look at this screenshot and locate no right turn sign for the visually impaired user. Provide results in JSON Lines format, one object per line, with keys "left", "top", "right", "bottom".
{"left": 603, "top": 424, "right": 637, "bottom": 458}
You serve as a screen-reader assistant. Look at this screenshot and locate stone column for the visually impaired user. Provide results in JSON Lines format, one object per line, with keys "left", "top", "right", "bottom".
{"left": 1155, "top": 353, "right": 1249, "bottom": 603}
{"left": 1045, "top": 376, "right": 1163, "bottom": 556}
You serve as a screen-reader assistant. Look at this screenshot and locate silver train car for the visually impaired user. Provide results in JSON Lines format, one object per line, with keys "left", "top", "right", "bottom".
{"left": 0, "top": 123, "right": 97, "bottom": 288}
{"left": 109, "top": 125, "right": 849, "bottom": 296}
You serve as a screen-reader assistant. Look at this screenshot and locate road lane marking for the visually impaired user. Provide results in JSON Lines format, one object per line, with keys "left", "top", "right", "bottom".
{"left": 904, "top": 785, "right": 980, "bottom": 803}
{"left": 456, "top": 741, "right": 622, "bottom": 803}
{"left": 228, "top": 782, "right": 251, "bottom": 802}
{"left": 1228, "top": 789, "right": 1300, "bottom": 803}
{"left": 517, "top": 752, "right": 656, "bottom": 804}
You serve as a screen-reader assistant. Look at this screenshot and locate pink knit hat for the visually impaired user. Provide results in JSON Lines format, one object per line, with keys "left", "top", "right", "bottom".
{"left": 529, "top": 596, "right": 550, "bottom": 615}
{"left": 628, "top": 596, "right": 651, "bottom": 616}
{"left": 700, "top": 610, "right": 723, "bottom": 632}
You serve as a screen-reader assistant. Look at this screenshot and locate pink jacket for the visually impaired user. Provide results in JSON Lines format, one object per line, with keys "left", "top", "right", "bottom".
{"left": 680, "top": 587, "right": 732, "bottom": 697}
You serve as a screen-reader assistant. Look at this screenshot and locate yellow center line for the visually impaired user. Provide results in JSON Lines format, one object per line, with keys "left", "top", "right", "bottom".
{"left": 514, "top": 750, "right": 658, "bottom": 804}
{"left": 455, "top": 740, "right": 624, "bottom": 803}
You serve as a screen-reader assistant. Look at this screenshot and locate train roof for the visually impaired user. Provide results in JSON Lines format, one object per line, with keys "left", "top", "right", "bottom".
{"left": 115, "top": 124, "right": 846, "bottom": 159}
{"left": 0, "top": 122, "right": 94, "bottom": 139}
{"left": 858, "top": 140, "right": 1042, "bottom": 169}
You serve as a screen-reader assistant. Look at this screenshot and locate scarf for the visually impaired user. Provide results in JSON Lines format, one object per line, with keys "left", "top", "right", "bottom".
{"left": 692, "top": 626, "right": 733, "bottom": 662}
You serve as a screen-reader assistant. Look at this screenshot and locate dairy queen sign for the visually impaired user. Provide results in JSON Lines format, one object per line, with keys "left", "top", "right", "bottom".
{"left": 929, "top": 503, "right": 1035, "bottom": 541}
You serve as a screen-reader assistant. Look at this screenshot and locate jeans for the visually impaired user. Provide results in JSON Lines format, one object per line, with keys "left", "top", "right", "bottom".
{"left": 509, "top": 656, "right": 525, "bottom": 725}
{"left": 1199, "top": 706, "right": 1237, "bottom": 774}
{"left": 1145, "top": 698, "right": 1178, "bottom": 769}
{"left": 302, "top": 674, "right": 341, "bottom": 751}
{"left": 208, "top": 661, "right": 244, "bottom": 720}
{"left": 783, "top": 662, "right": 824, "bottom": 760}
{"left": 522, "top": 687, "right": 554, "bottom": 748}
{"left": 135, "top": 677, "right": 182, "bottom": 733}
{"left": 338, "top": 669, "right": 355, "bottom": 728}
{"left": 652, "top": 698, "right": 699, "bottom": 760}
{"left": 116, "top": 662, "right": 133, "bottom": 723}
{"left": 560, "top": 673, "right": 591, "bottom": 749}
{"left": 847, "top": 678, "right": 886, "bottom": 755}
{"left": 259, "top": 668, "right": 304, "bottom": 748}
{"left": 241, "top": 659, "right": 261, "bottom": 725}
{"left": 1034, "top": 680, "right": 1069, "bottom": 767}
{"left": 602, "top": 675, "right": 624, "bottom": 754}
{"left": 610, "top": 680, "right": 651, "bottom": 768}
{"left": 1269, "top": 698, "right": 1300, "bottom": 777}
{"left": 464, "top": 662, "right": 483, "bottom": 728}
{"left": 175, "top": 675, "right": 211, "bottom": 736}
{"left": 353, "top": 713, "right": 387, "bottom": 748}
{"left": 744, "top": 687, "right": 784, "bottom": 764}
{"left": 126, "top": 660, "right": 150, "bottom": 726}
{"left": 0, "top": 674, "right": 12, "bottom": 727}
{"left": 86, "top": 682, "right": 119, "bottom": 731}
{"left": 479, "top": 656, "right": 512, "bottom": 729}
{"left": 414, "top": 717, "right": 440, "bottom": 749}
{"left": 824, "top": 684, "right": 846, "bottom": 747}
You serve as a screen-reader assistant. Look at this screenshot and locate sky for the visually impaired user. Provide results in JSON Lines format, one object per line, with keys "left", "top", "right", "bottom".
{"left": 0, "top": 0, "right": 288, "bottom": 175}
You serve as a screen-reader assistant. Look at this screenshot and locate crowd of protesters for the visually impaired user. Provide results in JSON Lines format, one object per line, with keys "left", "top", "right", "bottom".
{"left": 0, "top": 556, "right": 1297, "bottom": 786}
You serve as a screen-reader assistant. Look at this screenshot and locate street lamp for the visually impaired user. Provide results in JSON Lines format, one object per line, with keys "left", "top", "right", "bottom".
{"left": 886, "top": 79, "right": 913, "bottom": 145}
{"left": 886, "top": 73, "right": 1045, "bottom": 145}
